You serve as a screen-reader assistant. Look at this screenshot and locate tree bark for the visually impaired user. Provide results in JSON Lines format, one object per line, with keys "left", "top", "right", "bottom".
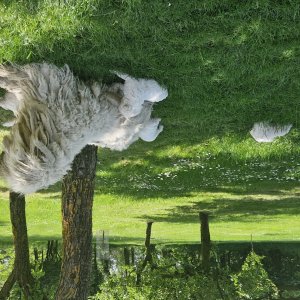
{"left": 199, "top": 211, "right": 211, "bottom": 273}
{"left": 55, "top": 145, "right": 98, "bottom": 300}
{"left": 0, "top": 192, "right": 33, "bottom": 300}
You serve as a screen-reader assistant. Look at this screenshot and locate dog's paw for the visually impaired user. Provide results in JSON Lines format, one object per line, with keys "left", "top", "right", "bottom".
{"left": 139, "top": 118, "right": 163, "bottom": 142}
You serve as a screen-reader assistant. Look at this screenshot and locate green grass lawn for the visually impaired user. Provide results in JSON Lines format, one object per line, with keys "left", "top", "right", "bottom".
{"left": 1, "top": 148, "right": 300, "bottom": 245}
{"left": 0, "top": 0, "right": 300, "bottom": 245}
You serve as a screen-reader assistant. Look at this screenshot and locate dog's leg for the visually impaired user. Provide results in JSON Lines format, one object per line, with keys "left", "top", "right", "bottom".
{"left": 139, "top": 118, "right": 164, "bottom": 142}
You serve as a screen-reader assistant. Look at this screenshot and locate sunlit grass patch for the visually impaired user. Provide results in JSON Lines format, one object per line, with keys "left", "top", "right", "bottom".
{"left": 0, "top": 1, "right": 86, "bottom": 64}
{"left": 2, "top": 184, "right": 300, "bottom": 245}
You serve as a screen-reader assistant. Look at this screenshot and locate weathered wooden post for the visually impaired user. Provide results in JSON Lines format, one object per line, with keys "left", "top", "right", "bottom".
{"left": 124, "top": 247, "right": 130, "bottom": 266}
{"left": 136, "top": 220, "right": 154, "bottom": 286}
{"left": 145, "top": 220, "right": 153, "bottom": 249}
{"left": 199, "top": 211, "right": 211, "bottom": 273}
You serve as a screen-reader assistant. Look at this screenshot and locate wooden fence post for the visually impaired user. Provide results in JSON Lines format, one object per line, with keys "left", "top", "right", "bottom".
{"left": 136, "top": 220, "right": 154, "bottom": 286}
{"left": 199, "top": 211, "right": 211, "bottom": 273}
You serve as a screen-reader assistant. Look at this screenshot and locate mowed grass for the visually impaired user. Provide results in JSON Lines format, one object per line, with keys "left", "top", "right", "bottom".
{"left": 1, "top": 0, "right": 300, "bottom": 245}
{"left": 1, "top": 146, "right": 300, "bottom": 245}
{"left": 1, "top": 183, "right": 300, "bottom": 245}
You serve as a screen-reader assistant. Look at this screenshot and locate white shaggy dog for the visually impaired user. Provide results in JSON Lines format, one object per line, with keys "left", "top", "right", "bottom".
{"left": 250, "top": 122, "right": 292, "bottom": 142}
{"left": 0, "top": 63, "right": 168, "bottom": 194}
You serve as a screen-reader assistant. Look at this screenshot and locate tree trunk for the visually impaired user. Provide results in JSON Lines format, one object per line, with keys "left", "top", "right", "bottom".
{"left": 55, "top": 145, "right": 98, "bottom": 300}
{"left": 199, "top": 211, "right": 211, "bottom": 273}
{"left": 0, "top": 270, "right": 16, "bottom": 300}
{"left": 0, "top": 192, "right": 33, "bottom": 300}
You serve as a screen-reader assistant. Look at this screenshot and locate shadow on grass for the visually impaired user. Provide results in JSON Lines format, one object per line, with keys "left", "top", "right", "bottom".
{"left": 0, "top": 235, "right": 146, "bottom": 248}
{"left": 92, "top": 149, "right": 300, "bottom": 200}
{"left": 2, "top": 237, "right": 300, "bottom": 252}
{"left": 0, "top": 221, "right": 8, "bottom": 227}
{"left": 2, "top": 149, "right": 299, "bottom": 201}
{"left": 138, "top": 196, "right": 300, "bottom": 224}
{"left": 24, "top": 150, "right": 300, "bottom": 203}
{"left": 0, "top": 235, "right": 62, "bottom": 247}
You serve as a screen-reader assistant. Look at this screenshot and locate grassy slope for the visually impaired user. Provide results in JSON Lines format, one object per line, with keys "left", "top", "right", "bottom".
{"left": 0, "top": 0, "right": 300, "bottom": 245}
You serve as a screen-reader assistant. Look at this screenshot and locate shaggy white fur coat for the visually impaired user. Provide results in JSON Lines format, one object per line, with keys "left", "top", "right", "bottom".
{"left": 0, "top": 63, "right": 168, "bottom": 194}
